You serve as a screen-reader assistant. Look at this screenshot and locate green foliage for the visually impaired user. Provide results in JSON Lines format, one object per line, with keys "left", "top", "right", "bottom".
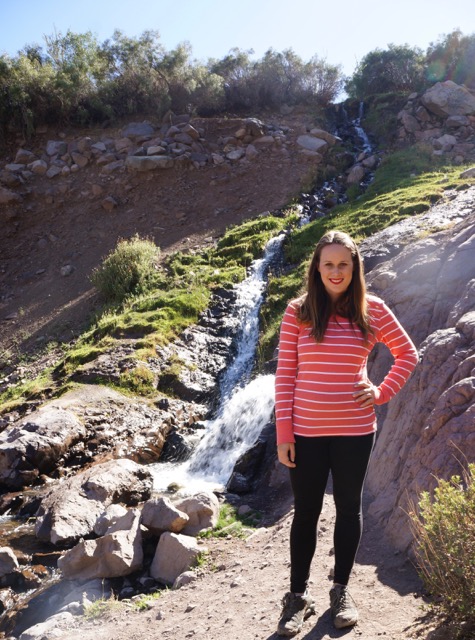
{"left": 83, "top": 595, "right": 122, "bottom": 620}
{"left": 346, "top": 44, "right": 425, "bottom": 99}
{"left": 409, "top": 464, "right": 475, "bottom": 631}
{"left": 426, "top": 29, "right": 475, "bottom": 89}
{"left": 119, "top": 364, "right": 156, "bottom": 396}
{"left": 90, "top": 235, "right": 161, "bottom": 304}
{"left": 199, "top": 503, "right": 261, "bottom": 539}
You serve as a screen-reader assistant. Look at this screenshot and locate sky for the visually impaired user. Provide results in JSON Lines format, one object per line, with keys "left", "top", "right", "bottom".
{"left": 1, "top": 0, "right": 475, "bottom": 77}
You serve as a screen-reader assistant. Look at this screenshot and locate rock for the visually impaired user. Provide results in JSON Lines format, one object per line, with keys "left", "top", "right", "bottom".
{"left": 93, "top": 504, "right": 128, "bottom": 536}
{"left": 91, "top": 142, "right": 107, "bottom": 154}
{"left": 309, "top": 128, "right": 338, "bottom": 145}
{"left": 46, "top": 140, "right": 68, "bottom": 156}
{"left": 35, "top": 458, "right": 153, "bottom": 544}
{"left": 60, "top": 264, "right": 74, "bottom": 277}
{"left": 0, "top": 170, "right": 22, "bottom": 187}
{"left": 5, "top": 163, "right": 25, "bottom": 172}
{"left": 460, "top": 167, "right": 475, "bottom": 178}
{"left": 421, "top": 80, "right": 475, "bottom": 117}
{"left": 253, "top": 135, "right": 275, "bottom": 147}
{"left": 296, "top": 135, "right": 328, "bottom": 153}
{"left": 0, "top": 187, "right": 22, "bottom": 205}
{"left": 0, "top": 547, "right": 19, "bottom": 577}
{"left": 176, "top": 491, "right": 219, "bottom": 535}
{"left": 173, "top": 570, "right": 198, "bottom": 589}
{"left": 226, "top": 149, "right": 244, "bottom": 161}
{"left": 125, "top": 156, "right": 174, "bottom": 171}
{"left": 19, "top": 612, "right": 75, "bottom": 640}
{"left": 244, "top": 118, "right": 265, "bottom": 137}
{"left": 433, "top": 134, "right": 457, "bottom": 151}
{"left": 122, "top": 122, "right": 154, "bottom": 139}
{"left": 46, "top": 165, "right": 62, "bottom": 179}
{"left": 182, "top": 124, "right": 200, "bottom": 140}
{"left": 15, "top": 149, "right": 36, "bottom": 164}
{"left": 364, "top": 206, "right": 475, "bottom": 553}
{"left": 141, "top": 496, "right": 189, "bottom": 534}
{"left": 245, "top": 144, "right": 258, "bottom": 160}
{"left": 101, "top": 196, "right": 118, "bottom": 211}
{"left": 101, "top": 159, "right": 125, "bottom": 174}
{"left": 71, "top": 151, "right": 89, "bottom": 168}
{"left": 400, "top": 111, "right": 421, "bottom": 133}
{"left": 0, "top": 408, "right": 86, "bottom": 490}
{"left": 150, "top": 532, "right": 205, "bottom": 585}
{"left": 115, "top": 137, "right": 134, "bottom": 152}
{"left": 147, "top": 145, "right": 166, "bottom": 155}
{"left": 347, "top": 164, "right": 365, "bottom": 184}
{"left": 58, "top": 509, "right": 143, "bottom": 579}
{"left": 446, "top": 115, "right": 470, "bottom": 128}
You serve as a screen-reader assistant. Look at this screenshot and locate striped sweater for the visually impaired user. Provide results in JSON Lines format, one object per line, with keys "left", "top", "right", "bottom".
{"left": 275, "top": 295, "right": 418, "bottom": 444}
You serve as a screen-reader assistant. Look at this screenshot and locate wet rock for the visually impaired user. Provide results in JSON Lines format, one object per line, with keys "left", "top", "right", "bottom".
{"left": 0, "top": 547, "right": 19, "bottom": 577}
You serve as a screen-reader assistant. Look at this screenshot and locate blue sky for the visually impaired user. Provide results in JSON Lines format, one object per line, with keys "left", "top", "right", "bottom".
{"left": 1, "top": 0, "right": 475, "bottom": 77}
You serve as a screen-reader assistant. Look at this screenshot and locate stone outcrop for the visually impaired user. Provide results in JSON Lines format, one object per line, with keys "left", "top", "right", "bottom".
{"left": 35, "top": 458, "right": 153, "bottom": 545}
{"left": 364, "top": 193, "right": 475, "bottom": 552}
{"left": 141, "top": 497, "right": 189, "bottom": 535}
{"left": 397, "top": 81, "right": 475, "bottom": 162}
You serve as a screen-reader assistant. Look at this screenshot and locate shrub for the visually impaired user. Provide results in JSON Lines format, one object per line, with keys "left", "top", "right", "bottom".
{"left": 91, "top": 235, "right": 160, "bottom": 303}
{"left": 409, "top": 463, "right": 475, "bottom": 631}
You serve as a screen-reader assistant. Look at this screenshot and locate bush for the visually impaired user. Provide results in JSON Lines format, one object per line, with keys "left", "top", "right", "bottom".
{"left": 409, "top": 463, "right": 475, "bottom": 631}
{"left": 91, "top": 235, "right": 160, "bottom": 303}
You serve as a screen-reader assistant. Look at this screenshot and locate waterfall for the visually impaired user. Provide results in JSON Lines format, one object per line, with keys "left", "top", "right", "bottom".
{"left": 151, "top": 234, "right": 285, "bottom": 493}
{"left": 354, "top": 101, "right": 372, "bottom": 153}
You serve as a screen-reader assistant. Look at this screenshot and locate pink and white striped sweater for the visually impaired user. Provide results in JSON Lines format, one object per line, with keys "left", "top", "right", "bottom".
{"left": 275, "top": 295, "right": 418, "bottom": 445}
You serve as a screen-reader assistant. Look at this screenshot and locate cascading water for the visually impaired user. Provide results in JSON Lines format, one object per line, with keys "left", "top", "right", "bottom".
{"left": 151, "top": 234, "right": 285, "bottom": 493}
{"left": 353, "top": 101, "right": 372, "bottom": 154}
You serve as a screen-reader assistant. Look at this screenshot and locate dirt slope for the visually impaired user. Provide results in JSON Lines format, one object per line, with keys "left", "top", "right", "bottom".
{"left": 0, "top": 111, "right": 316, "bottom": 361}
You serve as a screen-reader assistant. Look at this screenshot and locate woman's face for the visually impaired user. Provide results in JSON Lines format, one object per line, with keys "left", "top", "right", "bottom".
{"left": 317, "top": 244, "right": 354, "bottom": 301}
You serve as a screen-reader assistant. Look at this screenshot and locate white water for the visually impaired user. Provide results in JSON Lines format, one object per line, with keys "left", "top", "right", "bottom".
{"left": 151, "top": 234, "right": 284, "bottom": 494}
{"left": 354, "top": 101, "right": 372, "bottom": 153}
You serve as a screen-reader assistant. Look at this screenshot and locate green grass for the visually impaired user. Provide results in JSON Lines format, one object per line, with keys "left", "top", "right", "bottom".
{"left": 199, "top": 503, "right": 261, "bottom": 539}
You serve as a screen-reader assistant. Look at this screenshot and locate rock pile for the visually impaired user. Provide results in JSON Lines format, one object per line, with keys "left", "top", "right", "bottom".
{"left": 0, "top": 114, "right": 338, "bottom": 208}
{"left": 397, "top": 80, "right": 475, "bottom": 163}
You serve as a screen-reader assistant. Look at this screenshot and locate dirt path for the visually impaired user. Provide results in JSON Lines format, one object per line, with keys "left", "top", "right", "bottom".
{"left": 56, "top": 491, "right": 430, "bottom": 640}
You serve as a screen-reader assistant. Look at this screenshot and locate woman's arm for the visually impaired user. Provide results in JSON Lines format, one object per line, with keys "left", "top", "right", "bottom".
{"left": 275, "top": 302, "right": 300, "bottom": 445}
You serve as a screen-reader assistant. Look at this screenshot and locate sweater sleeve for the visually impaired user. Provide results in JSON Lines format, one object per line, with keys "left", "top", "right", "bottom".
{"left": 372, "top": 299, "right": 419, "bottom": 405}
{"left": 274, "top": 302, "right": 300, "bottom": 445}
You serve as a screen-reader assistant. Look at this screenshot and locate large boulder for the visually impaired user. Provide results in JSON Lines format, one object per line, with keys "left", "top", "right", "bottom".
{"left": 364, "top": 200, "right": 475, "bottom": 552}
{"left": 0, "top": 408, "right": 86, "bottom": 489}
{"left": 35, "top": 459, "right": 153, "bottom": 545}
{"left": 421, "top": 80, "right": 475, "bottom": 117}
{"left": 296, "top": 134, "right": 328, "bottom": 153}
{"left": 57, "top": 509, "right": 143, "bottom": 579}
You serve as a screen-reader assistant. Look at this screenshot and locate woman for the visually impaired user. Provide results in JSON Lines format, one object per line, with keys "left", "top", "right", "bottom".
{"left": 275, "top": 230, "right": 418, "bottom": 636}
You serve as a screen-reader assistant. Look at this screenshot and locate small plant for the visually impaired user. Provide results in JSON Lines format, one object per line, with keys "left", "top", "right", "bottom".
{"left": 83, "top": 594, "right": 122, "bottom": 620}
{"left": 119, "top": 364, "right": 156, "bottom": 396}
{"left": 199, "top": 503, "right": 261, "bottom": 539}
{"left": 409, "top": 463, "right": 475, "bottom": 633}
{"left": 91, "top": 234, "right": 161, "bottom": 304}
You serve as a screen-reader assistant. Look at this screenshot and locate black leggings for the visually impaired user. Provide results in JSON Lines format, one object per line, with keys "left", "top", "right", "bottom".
{"left": 289, "top": 433, "right": 375, "bottom": 593}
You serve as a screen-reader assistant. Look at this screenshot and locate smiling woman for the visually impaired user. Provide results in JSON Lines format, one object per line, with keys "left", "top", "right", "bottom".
{"left": 274, "top": 229, "right": 418, "bottom": 636}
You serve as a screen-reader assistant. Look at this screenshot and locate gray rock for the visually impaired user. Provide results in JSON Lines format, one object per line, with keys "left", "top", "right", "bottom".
{"left": 141, "top": 496, "right": 189, "bottom": 534}
{"left": 0, "top": 187, "right": 22, "bottom": 205}
{"left": 150, "top": 532, "right": 205, "bottom": 585}
{"left": 177, "top": 491, "right": 219, "bottom": 536}
{"left": 296, "top": 135, "right": 328, "bottom": 153}
{"left": 346, "top": 164, "right": 365, "bottom": 184}
{"left": 93, "top": 504, "right": 128, "bottom": 536}
{"left": 0, "top": 547, "right": 19, "bottom": 577}
{"left": 421, "top": 80, "right": 475, "bottom": 117}
{"left": 15, "top": 149, "right": 36, "bottom": 164}
{"left": 35, "top": 458, "right": 153, "bottom": 544}
{"left": 46, "top": 165, "right": 62, "bottom": 179}
{"left": 126, "top": 156, "right": 174, "bottom": 171}
{"left": 0, "top": 408, "right": 86, "bottom": 489}
{"left": 19, "top": 612, "right": 75, "bottom": 640}
{"left": 122, "top": 122, "right": 155, "bottom": 139}
{"left": 46, "top": 140, "right": 68, "bottom": 156}
{"left": 58, "top": 509, "right": 143, "bottom": 579}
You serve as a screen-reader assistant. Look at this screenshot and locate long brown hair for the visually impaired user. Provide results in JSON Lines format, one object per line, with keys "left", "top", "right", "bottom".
{"left": 297, "top": 230, "right": 372, "bottom": 342}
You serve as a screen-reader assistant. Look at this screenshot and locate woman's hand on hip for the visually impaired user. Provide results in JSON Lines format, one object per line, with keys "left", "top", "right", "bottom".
{"left": 353, "top": 381, "right": 379, "bottom": 407}
{"left": 277, "top": 442, "right": 296, "bottom": 468}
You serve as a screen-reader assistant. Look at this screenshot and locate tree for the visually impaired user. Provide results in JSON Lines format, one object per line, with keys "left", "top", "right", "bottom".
{"left": 346, "top": 44, "right": 425, "bottom": 98}
{"left": 426, "top": 29, "right": 475, "bottom": 89}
